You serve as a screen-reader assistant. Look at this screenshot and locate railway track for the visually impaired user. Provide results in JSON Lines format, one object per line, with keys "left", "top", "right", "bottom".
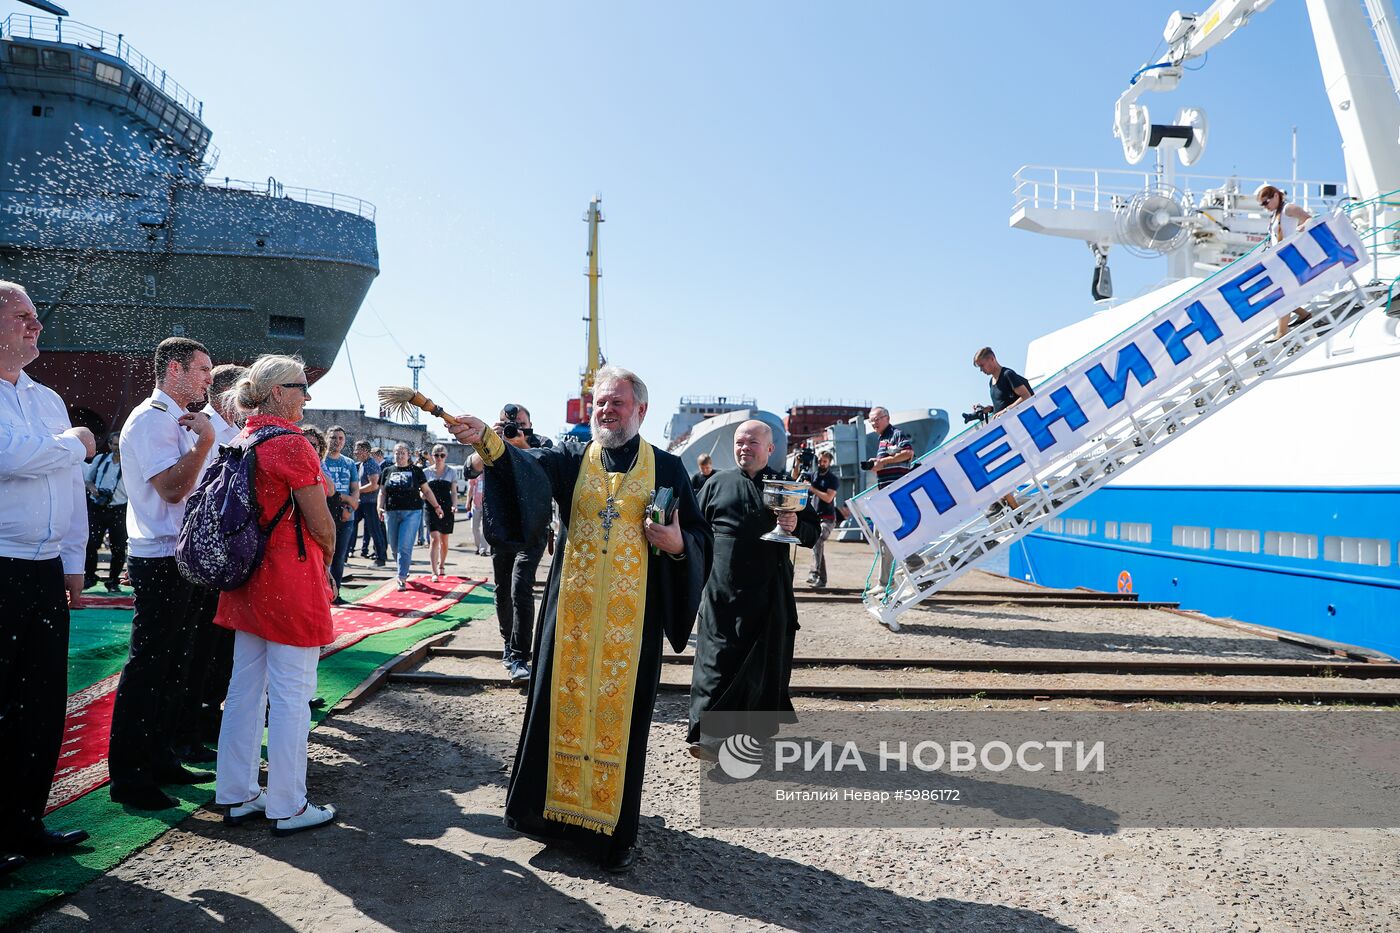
{"left": 385, "top": 646, "right": 1400, "bottom": 704}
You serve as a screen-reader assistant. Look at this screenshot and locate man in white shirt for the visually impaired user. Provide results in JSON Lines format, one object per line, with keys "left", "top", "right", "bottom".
{"left": 83, "top": 432, "right": 128, "bottom": 592}
{"left": 107, "top": 337, "right": 216, "bottom": 811}
{"left": 0, "top": 281, "right": 95, "bottom": 870}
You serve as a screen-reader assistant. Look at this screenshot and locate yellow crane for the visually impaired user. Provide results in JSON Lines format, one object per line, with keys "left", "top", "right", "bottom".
{"left": 567, "top": 195, "right": 605, "bottom": 425}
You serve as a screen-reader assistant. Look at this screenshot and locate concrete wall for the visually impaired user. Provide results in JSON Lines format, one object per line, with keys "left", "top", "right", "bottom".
{"left": 299, "top": 408, "right": 469, "bottom": 464}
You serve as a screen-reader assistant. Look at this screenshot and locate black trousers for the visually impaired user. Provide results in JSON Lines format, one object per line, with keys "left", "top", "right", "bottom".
{"left": 0, "top": 556, "right": 69, "bottom": 847}
{"left": 107, "top": 556, "right": 199, "bottom": 790}
{"left": 176, "top": 587, "right": 231, "bottom": 747}
{"left": 84, "top": 502, "right": 127, "bottom": 585}
{"left": 492, "top": 541, "right": 546, "bottom": 661}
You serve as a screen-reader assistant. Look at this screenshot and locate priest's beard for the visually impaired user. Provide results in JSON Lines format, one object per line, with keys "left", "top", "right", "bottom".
{"left": 592, "top": 411, "right": 641, "bottom": 449}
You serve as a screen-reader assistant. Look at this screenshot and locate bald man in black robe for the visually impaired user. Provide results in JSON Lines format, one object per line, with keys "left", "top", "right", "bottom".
{"left": 688, "top": 420, "right": 818, "bottom": 759}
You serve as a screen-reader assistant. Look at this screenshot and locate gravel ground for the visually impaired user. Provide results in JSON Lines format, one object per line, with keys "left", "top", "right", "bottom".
{"left": 21, "top": 688, "right": 1400, "bottom": 933}
{"left": 20, "top": 541, "right": 1399, "bottom": 932}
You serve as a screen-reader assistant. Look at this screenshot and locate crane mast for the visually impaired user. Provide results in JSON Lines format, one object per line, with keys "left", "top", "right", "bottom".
{"left": 566, "top": 196, "right": 605, "bottom": 426}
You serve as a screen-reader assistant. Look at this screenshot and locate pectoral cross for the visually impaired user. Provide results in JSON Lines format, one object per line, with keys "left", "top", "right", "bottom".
{"left": 598, "top": 496, "right": 622, "bottom": 553}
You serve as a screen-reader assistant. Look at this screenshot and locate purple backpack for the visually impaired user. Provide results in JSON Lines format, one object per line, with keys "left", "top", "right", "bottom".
{"left": 176, "top": 425, "right": 304, "bottom": 590}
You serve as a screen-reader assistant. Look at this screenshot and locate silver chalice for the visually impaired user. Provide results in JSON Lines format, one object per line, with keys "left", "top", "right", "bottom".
{"left": 759, "top": 479, "right": 810, "bottom": 544}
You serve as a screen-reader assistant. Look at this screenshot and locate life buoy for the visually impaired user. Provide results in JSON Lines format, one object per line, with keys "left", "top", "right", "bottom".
{"left": 1117, "top": 570, "right": 1133, "bottom": 594}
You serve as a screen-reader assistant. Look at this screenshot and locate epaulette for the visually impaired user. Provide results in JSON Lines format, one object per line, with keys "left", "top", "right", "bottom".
{"left": 150, "top": 400, "right": 168, "bottom": 412}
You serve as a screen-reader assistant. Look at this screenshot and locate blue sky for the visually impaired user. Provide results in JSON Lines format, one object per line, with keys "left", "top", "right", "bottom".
{"left": 70, "top": 1, "right": 1346, "bottom": 437}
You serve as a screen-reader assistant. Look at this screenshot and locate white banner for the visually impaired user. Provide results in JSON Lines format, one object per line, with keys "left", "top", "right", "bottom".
{"left": 860, "top": 210, "right": 1368, "bottom": 561}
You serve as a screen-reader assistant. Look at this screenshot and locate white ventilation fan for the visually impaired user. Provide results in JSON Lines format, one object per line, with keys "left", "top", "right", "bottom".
{"left": 1116, "top": 185, "right": 1191, "bottom": 257}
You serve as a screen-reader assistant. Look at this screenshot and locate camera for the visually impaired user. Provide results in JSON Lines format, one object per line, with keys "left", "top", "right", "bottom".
{"left": 796, "top": 445, "right": 816, "bottom": 474}
{"left": 92, "top": 489, "right": 114, "bottom": 507}
{"left": 501, "top": 404, "right": 525, "bottom": 439}
{"left": 961, "top": 408, "right": 991, "bottom": 426}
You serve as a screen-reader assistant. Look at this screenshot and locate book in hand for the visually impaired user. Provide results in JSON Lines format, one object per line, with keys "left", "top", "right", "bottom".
{"left": 647, "top": 487, "right": 677, "bottom": 555}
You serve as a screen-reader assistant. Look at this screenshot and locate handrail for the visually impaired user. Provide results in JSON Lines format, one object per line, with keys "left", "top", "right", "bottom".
{"left": 207, "top": 177, "right": 377, "bottom": 222}
{"left": 1011, "top": 164, "right": 1348, "bottom": 215}
{"left": 1, "top": 13, "right": 203, "bottom": 118}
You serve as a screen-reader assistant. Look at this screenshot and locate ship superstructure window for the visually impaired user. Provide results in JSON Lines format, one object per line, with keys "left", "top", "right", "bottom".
{"left": 94, "top": 62, "right": 123, "bottom": 86}
{"left": 1264, "top": 531, "right": 1318, "bottom": 560}
{"left": 268, "top": 315, "right": 305, "bottom": 339}
{"left": 143, "top": 275, "right": 156, "bottom": 298}
{"left": 1066, "top": 519, "right": 1095, "bottom": 537}
{"left": 1323, "top": 536, "right": 1391, "bottom": 567}
{"left": 1121, "top": 522, "right": 1152, "bottom": 544}
{"left": 1215, "top": 528, "right": 1260, "bottom": 554}
{"left": 9, "top": 45, "right": 38, "bottom": 67}
{"left": 1172, "top": 525, "right": 1211, "bottom": 550}
{"left": 1104, "top": 521, "right": 1118, "bottom": 540}
{"left": 1045, "top": 518, "right": 1064, "bottom": 533}
{"left": 41, "top": 49, "right": 71, "bottom": 71}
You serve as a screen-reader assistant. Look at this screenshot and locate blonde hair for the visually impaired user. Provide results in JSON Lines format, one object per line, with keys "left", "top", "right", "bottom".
{"left": 226, "top": 354, "right": 306, "bottom": 415}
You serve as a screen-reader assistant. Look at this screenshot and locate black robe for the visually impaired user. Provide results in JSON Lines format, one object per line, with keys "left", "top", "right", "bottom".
{"left": 688, "top": 466, "right": 819, "bottom": 746}
{"left": 484, "top": 434, "right": 712, "bottom": 857}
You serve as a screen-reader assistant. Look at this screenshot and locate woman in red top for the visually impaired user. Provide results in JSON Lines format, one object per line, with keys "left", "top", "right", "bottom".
{"left": 213, "top": 354, "right": 339, "bottom": 836}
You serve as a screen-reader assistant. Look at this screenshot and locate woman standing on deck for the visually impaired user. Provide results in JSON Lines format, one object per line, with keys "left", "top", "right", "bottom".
{"left": 214, "top": 354, "right": 338, "bottom": 836}
{"left": 377, "top": 442, "right": 443, "bottom": 590}
{"left": 425, "top": 444, "right": 458, "bottom": 581}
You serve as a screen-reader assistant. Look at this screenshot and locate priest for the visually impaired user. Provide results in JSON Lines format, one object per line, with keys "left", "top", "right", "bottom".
{"left": 688, "top": 420, "right": 819, "bottom": 760}
{"left": 447, "top": 366, "right": 711, "bottom": 874}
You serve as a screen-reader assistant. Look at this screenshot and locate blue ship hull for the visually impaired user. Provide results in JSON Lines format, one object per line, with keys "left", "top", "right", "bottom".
{"left": 1009, "top": 486, "right": 1400, "bottom": 659}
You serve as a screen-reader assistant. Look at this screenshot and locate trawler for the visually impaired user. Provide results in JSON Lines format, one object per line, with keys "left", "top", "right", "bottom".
{"left": 0, "top": 2, "right": 378, "bottom": 434}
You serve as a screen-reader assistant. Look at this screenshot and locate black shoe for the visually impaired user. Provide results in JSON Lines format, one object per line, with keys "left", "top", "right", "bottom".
{"left": 0, "top": 853, "right": 26, "bottom": 875}
{"left": 309, "top": 697, "right": 327, "bottom": 710}
{"left": 603, "top": 844, "right": 638, "bottom": 874}
{"left": 332, "top": 596, "right": 347, "bottom": 606}
{"left": 104, "top": 581, "right": 121, "bottom": 593}
{"left": 373, "top": 560, "right": 386, "bottom": 567}
{"left": 14, "top": 829, "right": 89, "bottom": 856}
{"left": 110, "top": 784, "right": 177, "bottom": 810}
{"left": 157, "top": 764, "right": 215, "bottom": 785}
{"left": 175, "top": 744, "right": 217, "bottom": 764}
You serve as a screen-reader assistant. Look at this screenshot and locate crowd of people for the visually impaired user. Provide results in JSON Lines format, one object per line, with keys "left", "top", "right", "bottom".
{"left": 0, "top": 272, "right": 950, "bottom": 878}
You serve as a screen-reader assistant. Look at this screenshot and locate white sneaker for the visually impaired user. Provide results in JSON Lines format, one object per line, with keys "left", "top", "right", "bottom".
{"left": 431, "top": 572, "right": 440, "bottom": 583}
{"left": 223, "top": 789, "right": 267, "bottom": 826}
{"left": 395, "top": 578, "right": 407, "bottom": 591}
{"left": 272, "top": 801, "right": 336, "bottom": 837}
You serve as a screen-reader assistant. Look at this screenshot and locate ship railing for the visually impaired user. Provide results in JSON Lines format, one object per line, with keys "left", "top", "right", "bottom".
{"left": 207, "top": 177, "right": 377, "bottom": 222}
{"left": 1011, "top": 164, "right": 1347, "bottom": 216}
{"left": 1, "top": 14, "right": 203, "bottom": 118}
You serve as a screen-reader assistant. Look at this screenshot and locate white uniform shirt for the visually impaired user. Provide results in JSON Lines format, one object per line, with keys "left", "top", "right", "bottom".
{"left": 207, "top": 406, "right": 240, "bottom": 449}
{"left": 83, "top": 452, "right": 128, "bottom": 507}
{"left": 0, "top": 370, "right": 87, "bottom": 573}
{"left": 121, "top": 388, "right": 197, "bottom": 558}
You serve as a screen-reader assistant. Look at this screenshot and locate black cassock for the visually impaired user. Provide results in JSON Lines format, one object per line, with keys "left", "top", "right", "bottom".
{"left": 688, "top": 467, "right": 819, "bottom": 747}
{"left": 482, "top": 433, "right": 711, "bottom": 857}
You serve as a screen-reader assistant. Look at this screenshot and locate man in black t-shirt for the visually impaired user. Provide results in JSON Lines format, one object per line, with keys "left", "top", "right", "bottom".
{"left": 973, "top": 347, "right": 1034, "bottom": 511}
{"left": 806, "top": 451, "right": 840, "bottom": 588}
{"left": 973, "top": 346, "right": 1033, "bottom": 417}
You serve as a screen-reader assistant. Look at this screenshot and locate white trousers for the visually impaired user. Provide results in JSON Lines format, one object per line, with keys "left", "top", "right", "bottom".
{"left": 215, "top": 630, "right": 320, "bottom": 820}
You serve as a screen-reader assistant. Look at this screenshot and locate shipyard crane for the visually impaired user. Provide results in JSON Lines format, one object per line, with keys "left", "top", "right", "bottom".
{"left": 850, "top": 0, "right": 1400, "bottom": 630}
{"left": 566, "top": 196, "right": 606, "bottom": 426}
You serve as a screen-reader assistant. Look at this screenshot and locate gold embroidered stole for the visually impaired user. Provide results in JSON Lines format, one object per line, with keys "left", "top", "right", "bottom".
{"left": 544, "top": 440, "right": 655, "bottom": 834}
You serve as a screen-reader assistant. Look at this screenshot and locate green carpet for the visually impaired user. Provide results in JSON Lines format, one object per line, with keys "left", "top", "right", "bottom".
{"left": 0, "top": 588, "right": 494, "bottom": 927}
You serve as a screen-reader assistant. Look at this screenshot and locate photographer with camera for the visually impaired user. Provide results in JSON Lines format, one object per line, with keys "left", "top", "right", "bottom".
{"left": 465, "top": 403, "right": 549, "bottom": 684}
{"left": 806, "top": 449, "right": 839, "bottom": 588}
{"left": 860, "top": 406, "right": 913, "bottom": 601}
{"left": 973, "top": 347, "right": 1034, "bottom": 513}
{"left": 972, "top": 347, "right": 1032, "bottom": 418}
{"left": 83, "top": 432, "right": 127, "bottom": 592}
